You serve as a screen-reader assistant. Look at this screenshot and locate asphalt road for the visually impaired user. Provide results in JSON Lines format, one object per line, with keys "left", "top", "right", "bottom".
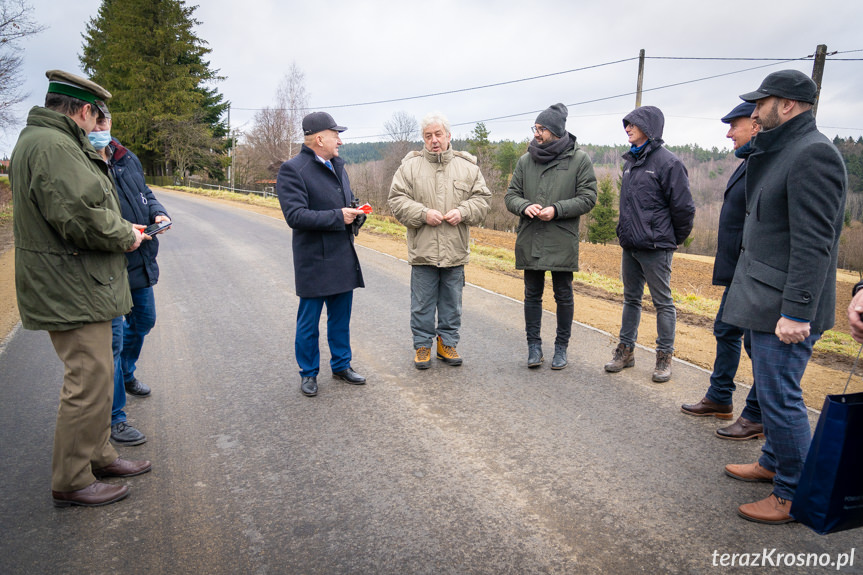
{"left": 1, "top": 189, "right": 860, "bottom": 575}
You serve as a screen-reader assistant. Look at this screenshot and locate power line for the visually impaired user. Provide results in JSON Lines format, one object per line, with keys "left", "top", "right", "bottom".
{"left": 233, "top": 57, "right": 638, "bottom": 112}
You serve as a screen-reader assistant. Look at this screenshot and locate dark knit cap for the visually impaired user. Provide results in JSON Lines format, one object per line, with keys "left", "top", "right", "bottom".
{"left": 535, "top": 103, "right": 568, "bottom": 138}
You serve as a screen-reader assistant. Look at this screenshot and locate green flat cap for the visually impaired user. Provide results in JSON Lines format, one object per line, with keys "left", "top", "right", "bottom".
{"left": 46, "top": 69, "right": 111, "bottom": 118}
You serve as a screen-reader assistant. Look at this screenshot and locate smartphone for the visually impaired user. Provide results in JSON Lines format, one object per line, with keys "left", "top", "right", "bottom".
{"left": 144, "top": 221, "right": 172, "bottom": 235}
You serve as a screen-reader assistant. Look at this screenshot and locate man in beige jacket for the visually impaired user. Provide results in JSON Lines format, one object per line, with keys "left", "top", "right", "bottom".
{"left": 388, "top": 112, "right": 491, "bottom": 369}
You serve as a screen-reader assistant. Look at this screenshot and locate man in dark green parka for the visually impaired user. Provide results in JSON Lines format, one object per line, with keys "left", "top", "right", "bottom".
{"left": 10, "top": 70, "right": 151, "bottom": 508}
{"left": 505, "top": 103, "right": 597, "bottom": 369}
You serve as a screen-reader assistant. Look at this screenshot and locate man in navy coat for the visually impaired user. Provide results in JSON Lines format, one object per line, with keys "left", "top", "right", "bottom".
{"left": 681, "top": 102, "right": 763, "bottom": 441}
{"left": 722, "top": 70, "right": 847, "bottom": 524}
{"left": 276, "top": 112, "right": 367, "bottom": 397}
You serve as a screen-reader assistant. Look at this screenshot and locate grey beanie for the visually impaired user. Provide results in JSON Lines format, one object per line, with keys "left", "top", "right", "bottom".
{"left": 535, "top": 103, "right": 568, "bottom": 138}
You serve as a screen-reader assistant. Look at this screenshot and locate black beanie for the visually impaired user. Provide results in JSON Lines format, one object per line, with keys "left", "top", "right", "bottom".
{"left": 535, "top": 103, "right": 568, "bottom": 138}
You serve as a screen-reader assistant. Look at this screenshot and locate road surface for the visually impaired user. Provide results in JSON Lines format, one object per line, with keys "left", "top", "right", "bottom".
{"left": 1, "top": 190, "right": 859, "bottom": 574}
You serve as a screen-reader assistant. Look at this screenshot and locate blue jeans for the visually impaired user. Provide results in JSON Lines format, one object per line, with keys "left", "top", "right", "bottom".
{"left": 706, "top": 288, "right": 762, "bottom": 423}
{"left": 523, "top": 270, "right": 573, "bottom": 347}
{"left": 751, "top": 329, "right": 820, "bottom": 501}
{"left": 410, "top": 265, "right": 464, "bottom": 349}
{"left": 111, "top": 316, "right": 127, "bottom": 425}
{"left": 120, "top": 287, "right": 157, "bottom": 385}
{"left": 296, "top": 291, "right": 354, "bottom": 378}
{"left": 619, "top": 248, "right": 676, "bottom": 353}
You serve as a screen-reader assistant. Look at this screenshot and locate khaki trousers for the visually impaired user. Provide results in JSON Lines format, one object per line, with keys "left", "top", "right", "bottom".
{"left": 48, "top": 321, "right": 118, "bottom": 491}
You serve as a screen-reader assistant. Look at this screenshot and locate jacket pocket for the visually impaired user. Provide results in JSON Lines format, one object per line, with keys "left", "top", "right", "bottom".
{"left": 747, "top": 258, "right": 787, "bottom": 291}
{"left": 79, "top": 252, "right": 116, "bottom": 286}
{"left": 453, "top": 180, "right": 471, "bottom": 201}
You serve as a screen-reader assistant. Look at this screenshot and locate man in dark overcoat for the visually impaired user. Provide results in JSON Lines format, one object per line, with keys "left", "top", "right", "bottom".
{"left": 276, "top": 112, "right": 367, "bottom": 397}
{"left": 722, "top": 70, "right": 847, "bottom": 524}
{"left": 681, "top": 102, "right": 764, "bottom": 441}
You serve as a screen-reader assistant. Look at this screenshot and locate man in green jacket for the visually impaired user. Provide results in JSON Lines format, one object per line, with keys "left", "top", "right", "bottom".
{"left": 10, "top": 70, "right": 151, "bottom": 508}
{"left": 505, "top": 103, "right": 597, "bottom": 369}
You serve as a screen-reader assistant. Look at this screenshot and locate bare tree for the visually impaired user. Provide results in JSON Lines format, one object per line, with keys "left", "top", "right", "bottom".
{"left": 156, "top": 115, "right": 221, "bottom": 183}
{"left": 243, "top": 62, "right": 309, "bottom": 180}
{"left": 0, "top": 0, "right": 45, "bottom": 130}
{"left": 382, "top": 110, "right": 419, "bottom": 202}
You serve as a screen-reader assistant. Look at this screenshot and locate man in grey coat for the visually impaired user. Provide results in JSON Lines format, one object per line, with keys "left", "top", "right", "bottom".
{"left": 722, "top": 70, "right": 847, "bottom": 524}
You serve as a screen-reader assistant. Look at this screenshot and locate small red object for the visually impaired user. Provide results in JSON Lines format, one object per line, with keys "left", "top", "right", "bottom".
{"left": 359, "top": 203, "right": 373, "bottom": 214}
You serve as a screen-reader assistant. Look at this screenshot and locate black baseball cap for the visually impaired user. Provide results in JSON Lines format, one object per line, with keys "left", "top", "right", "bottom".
{"left": 302, "top": 111, "right": 347, "bottom": 135}
{"left": 721, "top": 102, "right": 756, "bottom": 124}
{"left": 739, "top": 70, "right": 817, "bottom": 105}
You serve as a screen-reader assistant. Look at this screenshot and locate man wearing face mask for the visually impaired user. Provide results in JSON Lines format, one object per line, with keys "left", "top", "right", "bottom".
{"left": 90, "top": 113, "right": 171, "bottom": 446}
{"left": 10, "top": 70, "right": 150, "bottom": 507}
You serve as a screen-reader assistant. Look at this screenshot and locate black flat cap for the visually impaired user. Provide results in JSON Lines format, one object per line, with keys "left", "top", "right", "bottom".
{"left": 721, "top": 102, "right": 756, "bottom": 123}
{"left": 739, "top": 70, "right": 817, "bottom": 105}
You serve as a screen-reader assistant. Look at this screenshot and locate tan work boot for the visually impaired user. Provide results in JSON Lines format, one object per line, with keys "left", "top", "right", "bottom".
{"left": 436, "top": 335, "right": 462, "bottom": 366}
{"left": 652, "top": 350, "right": 673, "bottom": 382}
{"left": 414, "top": 347, "right": 431, "bottom": 370}
{"left": 604, "top": 343, "right": 634, "bottom": 372}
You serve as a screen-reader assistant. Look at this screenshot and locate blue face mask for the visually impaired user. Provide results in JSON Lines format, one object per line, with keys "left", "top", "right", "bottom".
{"left": 88, "top": 131, "right": 112, "bottom": 150}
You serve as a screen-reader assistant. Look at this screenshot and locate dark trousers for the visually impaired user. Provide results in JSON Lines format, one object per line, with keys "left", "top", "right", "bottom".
{"left": 296, "top": 291, "right": 353, "bottom": 378}
{"left": 523, "top": 270, "right": 573, "bottom": 347}
{"left": 706, "top": 288, "right": 762, "bottom": 423}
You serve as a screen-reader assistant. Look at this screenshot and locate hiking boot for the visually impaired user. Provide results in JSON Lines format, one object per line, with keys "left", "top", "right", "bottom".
{"left": 436, "top": 335, "right": 462, "bottom": 366}
{"left": 653, "top": 350, "right": 673, "bottom": 382}
{"left": 527, "top": 343, "right": 543, "bottom": 368}
{"left": 604, "top": 343, "right": 634, "bottom": 373}
{"left": 414, "top": 347, "right": 431, "bottom": 370}
{"left": 551, "top": 345, "right": 568, "bottom": 370}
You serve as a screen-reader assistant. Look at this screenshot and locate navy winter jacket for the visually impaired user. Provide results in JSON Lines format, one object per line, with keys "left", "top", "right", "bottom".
{"left": 109, "top": 139, "right": 169, "bottom": 291}
{"left": 276, "top": 145, "right": 364, "bottom": 298}
{"left": 712, "top": 152, "right": 749, "bottom": 286}
{"left": 616, "top": 106, "right": 695, "bottom": 251}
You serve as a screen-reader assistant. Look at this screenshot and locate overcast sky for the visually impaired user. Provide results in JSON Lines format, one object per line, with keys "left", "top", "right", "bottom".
{"left": 3, "top": 0, "right": 863, "bottom": 157}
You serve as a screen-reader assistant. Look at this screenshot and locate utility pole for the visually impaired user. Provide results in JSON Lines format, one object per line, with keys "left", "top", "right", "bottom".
{"left": 227, "top": 104, "right": 234, "bottom": 190}
{"left": 635, "top": 49, "right": 645, "bottom": 108}
{"left": 811, "top": 44, "right": 827, "bottom": 118}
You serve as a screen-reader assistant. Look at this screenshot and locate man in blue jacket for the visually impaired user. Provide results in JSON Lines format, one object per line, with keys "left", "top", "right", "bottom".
{"left": 722, "top": 70, "right": 846, "bottom": 524}
{"left": 276, "top": 112, "right": 366, "bottom": 397}
{"left": 681, "top": 102, "right": 763, "bottom": 441}
{"left": 604, "top": 106, "right": 695, "bottom": 382}
{"left": 91, "top": 113, "right": 171, "bottom": 446}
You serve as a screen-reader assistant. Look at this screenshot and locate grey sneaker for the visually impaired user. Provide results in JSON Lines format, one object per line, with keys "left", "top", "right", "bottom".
{"left": 653, "top": 350, "right": 673, "bottom": 383}
{"left": 551, "top": 345, "right": 568, "bottom": 370}
{"left": 604, "top": 343, "right": 635, "bottom": 372}
{"left": 110, "top": 422, "right": 147, "bottom": 446}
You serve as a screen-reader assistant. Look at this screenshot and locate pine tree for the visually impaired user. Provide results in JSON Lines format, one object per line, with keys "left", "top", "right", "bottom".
{"left": 588, "top": 175, "right": 618, "bottom": 244}
{"left": 80, "top": 0, "right": 227, "bottom": 175}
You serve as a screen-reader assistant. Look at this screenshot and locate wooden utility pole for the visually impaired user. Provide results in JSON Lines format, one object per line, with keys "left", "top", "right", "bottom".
{"left": 635, "top": 49, "right": 645, "bottom": 108}
{"left": 811, "top": 44, "right": 827, "bottom": 118}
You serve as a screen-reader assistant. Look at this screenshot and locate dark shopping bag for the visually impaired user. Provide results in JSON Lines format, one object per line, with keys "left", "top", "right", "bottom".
{"left": 791, "top": 348, "right": 863, "bottom": 534}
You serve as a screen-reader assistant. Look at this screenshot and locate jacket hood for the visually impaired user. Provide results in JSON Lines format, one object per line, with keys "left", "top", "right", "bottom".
{"left": 623, "top": 106, "right": 665, "bottom": 143}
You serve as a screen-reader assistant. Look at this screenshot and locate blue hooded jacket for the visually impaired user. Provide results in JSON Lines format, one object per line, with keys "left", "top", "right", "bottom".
{"left": 616, "top": 106, "right": 695, "bottom": 250}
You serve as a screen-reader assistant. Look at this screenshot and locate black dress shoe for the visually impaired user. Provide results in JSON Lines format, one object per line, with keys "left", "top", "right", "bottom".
{"left": 333, "top": 368, "right": 366, "bottom": 385}
{"left": 125, "top": 378, "right": 151, "bottom": 397}
{"left": 300, "top": 376, "right": 318, "bottom": 397}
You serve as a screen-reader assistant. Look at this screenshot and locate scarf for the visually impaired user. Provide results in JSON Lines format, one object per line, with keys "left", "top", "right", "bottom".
{"left": 734, "top": 140, "right": 753, "bottom": 159}
{"left": 629, "top": 140, "right": 648, "bottom": 158}
{"left": 528, "top": 133, "right": 574, "bottom": 164}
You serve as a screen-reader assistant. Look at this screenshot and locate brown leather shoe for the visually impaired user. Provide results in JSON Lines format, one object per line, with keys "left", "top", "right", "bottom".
{"left": 93, "top": 457, "right": 152, "bottom": 479}
{"left": 604, "top": 343, "right": 634, "bottom": 372}
{"left": 738, "top": 493, "right": 794, "bottom": 524}
{"left": 724, "top": 461, "right": 775, "bottom": 483}
{"left": 52, "top": 481, "right": 129, "bottom": 507}
{"left": 681, "top": 397, "right": 733, "bottom": 419}
{"left": 716, "top": 416, "right": 765, "bottom": 440}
